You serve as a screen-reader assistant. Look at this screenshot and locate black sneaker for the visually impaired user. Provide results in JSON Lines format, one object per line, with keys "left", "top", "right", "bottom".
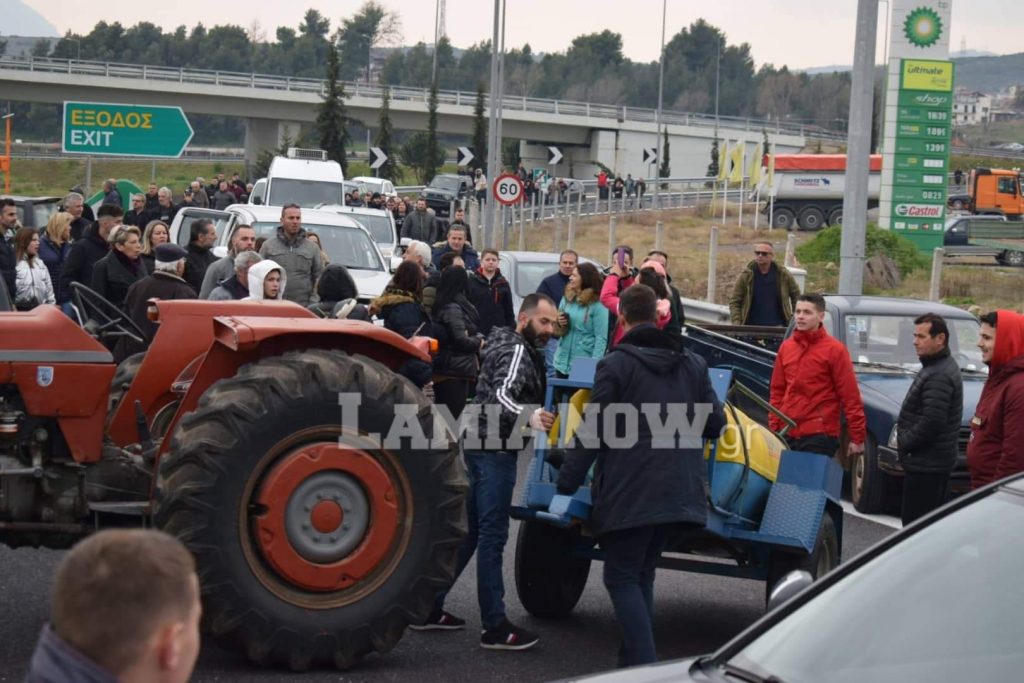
{"left": 409, "top": 609, "right": 466, "bottom": 631}
{"left": 480, "top": 619, "right": 539, "bottom": 651}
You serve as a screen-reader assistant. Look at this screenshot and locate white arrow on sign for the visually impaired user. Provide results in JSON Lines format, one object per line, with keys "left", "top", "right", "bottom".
{"left": 548, "top": 146, "right": 563, "bottom": 165}
{"left": 457, "top": 146, "right": 475, "bottom": 167}
{"left": 369, "top": 147, "right": 387, "bottom": 170}
{"left": 643, "top": 147, "right": 658, "bottom": 165}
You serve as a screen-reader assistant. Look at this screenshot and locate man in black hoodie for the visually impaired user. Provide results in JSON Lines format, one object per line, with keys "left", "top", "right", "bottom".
{"left": 467, "top": 248, "right": 515, "bottom": 335}
{"left": 557, "top": 284, "right": 725, "bottom": 669}
{"left": 60, "top": 204, "right": 122, "bottom": 306}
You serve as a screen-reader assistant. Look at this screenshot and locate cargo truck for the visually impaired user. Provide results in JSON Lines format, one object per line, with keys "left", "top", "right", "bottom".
{"left": 756, "top": 154, "right": 882, "bottom": 231}
{"left": 946, "top": 168, "right": 1024, "bottom": 219}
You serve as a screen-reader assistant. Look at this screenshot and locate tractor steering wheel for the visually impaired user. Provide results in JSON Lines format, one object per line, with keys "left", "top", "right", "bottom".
{"left": 69, "top": 282, "right": 146, "bottom": 345}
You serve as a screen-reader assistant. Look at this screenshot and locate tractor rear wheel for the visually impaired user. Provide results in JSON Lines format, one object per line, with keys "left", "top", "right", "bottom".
{"left": 515, "top": 520, "right": 592, "bottom": 618}
{"left": 765, "top": 512, "right": 838, "bottom": 607}
{"left": 155, "top": 349, "right": 467, "bottom": 671}
{"left": 107, "top": 351, "right": 146, "bottom": 417}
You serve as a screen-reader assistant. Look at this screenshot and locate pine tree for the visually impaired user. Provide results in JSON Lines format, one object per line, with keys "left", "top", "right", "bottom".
{"left": 708, "top": 137, "right": 720, "bottom": 177}
{"left": 373, "top": 86, "right": 399, "bottom": 182}
{"left": 315, "top": 43, "right": 350, "bottom": 173}
{"left": 658, "top": 128, "right": 671, "bottom": 179}
{"left": 424, "top": 82, "right": 442, "bottom": 183}
{"left": 471, "top": 82, "right": 488, "bottom": 171}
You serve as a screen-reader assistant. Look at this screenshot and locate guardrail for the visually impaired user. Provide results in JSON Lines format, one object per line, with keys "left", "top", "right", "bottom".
{"left": 0, "top": 56, "right": 844, "bottom": 141}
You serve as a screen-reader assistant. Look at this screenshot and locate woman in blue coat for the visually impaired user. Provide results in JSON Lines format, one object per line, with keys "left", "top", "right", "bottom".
{"left": 553, "top": 262, "right": 608, "bottom": 379}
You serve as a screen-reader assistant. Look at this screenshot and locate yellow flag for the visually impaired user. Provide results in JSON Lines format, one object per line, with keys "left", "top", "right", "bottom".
{"left": 717, "top": 139, "right": 728, "bottom": 181}
{"left": 749, "top": 143, "right": 763, "bottom": 185}
{"left": 767, "top": 143, "right": 776, "bottom": 191}
{"left": 728, "top": 142, "right": 745, "bottom": 183}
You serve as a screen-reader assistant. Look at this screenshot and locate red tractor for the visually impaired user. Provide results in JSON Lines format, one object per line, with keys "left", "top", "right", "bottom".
{"left": 0, "top": 284, "right": 466, "bottom": 670}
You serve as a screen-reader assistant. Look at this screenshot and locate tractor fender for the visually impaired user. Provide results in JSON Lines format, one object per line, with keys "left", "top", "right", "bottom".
{"left": 155, "top": 316, "right": 430, "bottom": 463}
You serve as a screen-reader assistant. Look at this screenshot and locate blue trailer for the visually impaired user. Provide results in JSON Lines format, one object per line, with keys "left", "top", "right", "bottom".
{"left": 511, "top": 358, "right": 845, "bottom": 616}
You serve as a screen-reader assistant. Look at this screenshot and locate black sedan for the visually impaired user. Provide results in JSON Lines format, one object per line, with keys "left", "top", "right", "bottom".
{"left": 569, "top": 472, "right": 1024, "bottom": 683}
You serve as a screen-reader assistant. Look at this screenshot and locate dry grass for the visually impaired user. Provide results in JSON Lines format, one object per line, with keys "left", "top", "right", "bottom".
{"left": 511, "top": 208, "right": 1024, "bottom": 311}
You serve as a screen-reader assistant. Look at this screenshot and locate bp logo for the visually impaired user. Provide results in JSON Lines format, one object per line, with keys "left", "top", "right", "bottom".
{"left": 904, "top": 7, "right": 943, "bottom": 48}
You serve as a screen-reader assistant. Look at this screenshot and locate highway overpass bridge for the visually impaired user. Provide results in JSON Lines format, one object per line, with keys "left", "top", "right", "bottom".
{"left": 0, "top": 57, "right": 836, "bottom": 178}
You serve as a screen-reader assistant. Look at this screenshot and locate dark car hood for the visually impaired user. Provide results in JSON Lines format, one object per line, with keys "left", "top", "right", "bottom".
{"left": 856, "top": 369, "right": 986, "bottom": 427}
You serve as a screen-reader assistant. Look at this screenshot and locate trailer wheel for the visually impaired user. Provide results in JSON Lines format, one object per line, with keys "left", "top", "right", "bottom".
{"left": 155, "top": 349, "right": 467, "bottom": 670}
{"left": 765, "top": 512, "right": 838, "bottom": 606}
{"left": 797, "top": 206, "right": 825, "bottom": 231}
{"left": 772, "top": 208, "right": 796, "bottom": 231}
{"left": 851, "top": 436, "right": 887, "bottom": 513}
{"left": 1004, "top": 250, "right": 1024, "bottom": 267}
{"left": 827, "top": 207, "right": 844, "bottom": 227}
{"left": 951, "top": 198, "right": 965, "bottom": 210}
{"left": 515, "top": 520, "right": 592, "bottom": 619}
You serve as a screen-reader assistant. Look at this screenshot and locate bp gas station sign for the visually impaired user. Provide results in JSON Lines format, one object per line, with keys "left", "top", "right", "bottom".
{"left": 878, "top": 0, "right": 953, "bottom": 253}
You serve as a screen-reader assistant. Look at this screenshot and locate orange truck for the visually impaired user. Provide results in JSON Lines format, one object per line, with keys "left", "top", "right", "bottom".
{"left": 947, "top": 168, "right": 1024, "bottom": 218}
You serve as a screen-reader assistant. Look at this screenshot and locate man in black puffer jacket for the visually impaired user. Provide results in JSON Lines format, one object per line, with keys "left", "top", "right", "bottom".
{"left": 896, "top": 313, "right": 963, "bottom": 525}
{"left": 557, "top": 284, "right": 725, "bottom": 669}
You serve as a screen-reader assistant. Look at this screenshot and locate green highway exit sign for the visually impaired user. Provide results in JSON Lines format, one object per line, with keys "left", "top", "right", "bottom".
{"left": 62, "top": 101, "right": 194, "bottom": 158}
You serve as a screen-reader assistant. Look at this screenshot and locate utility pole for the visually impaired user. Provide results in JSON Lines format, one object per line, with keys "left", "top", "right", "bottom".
{"left": 484, "top": 0, "right": 504, "bottom": 247}
{"left": 654, "top": 0, "right": 666, "bottom": 209}
{"left": 839, "top": 0, "right": 878, "bottom": 295}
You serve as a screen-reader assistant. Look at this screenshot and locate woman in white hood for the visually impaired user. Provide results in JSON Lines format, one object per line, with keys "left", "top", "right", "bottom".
{"left": 245, "top": 259, "right": 287, "bottom": 301}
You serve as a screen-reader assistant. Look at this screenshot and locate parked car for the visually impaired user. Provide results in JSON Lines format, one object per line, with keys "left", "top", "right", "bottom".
{"left": 7, "top": 195, "right": 62, "bottom": 229}
{"left": 497, "top": 250, "right": 602, "bottom": 313}
{"left": 419, "top": 173, "right": 473, "bottom": 216}
{"left": 685, "top": 295, "right": 988, "bottom": 513}
{"left": 318, "top": 204, "right": 399, "bottom": 259}
{"left": 350, "top": 176, "right": 398, "bottom": 199}
{"left": 570, "top": 472, "right": 1024, "bottom": 682}
{"left": 169, "top": 204, "right": 391, "bottom": 302}
{"left": 944, "top": 214, "right": 1024, "bottom": 267}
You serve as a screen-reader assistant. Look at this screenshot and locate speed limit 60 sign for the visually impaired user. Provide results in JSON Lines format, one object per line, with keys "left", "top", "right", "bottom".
{"left": 493, "top": 173, "right": 524, "bottom": 205}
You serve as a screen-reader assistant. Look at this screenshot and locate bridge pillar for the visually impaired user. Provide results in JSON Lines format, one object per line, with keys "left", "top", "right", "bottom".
{"left": 244, "top": 119, "right": 303, "bottom": 176}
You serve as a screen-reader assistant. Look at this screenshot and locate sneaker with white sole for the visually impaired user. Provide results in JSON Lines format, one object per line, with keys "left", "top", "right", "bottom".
{"left": 408, "top": 609, "right": 466, "bottom": 631}
{"left": 480, "top": 619, "right": 539, "bottom": 651}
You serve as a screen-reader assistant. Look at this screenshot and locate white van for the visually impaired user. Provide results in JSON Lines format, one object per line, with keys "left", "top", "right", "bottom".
{"left": 249, "top": 148, "right": 346, "bottom": 208}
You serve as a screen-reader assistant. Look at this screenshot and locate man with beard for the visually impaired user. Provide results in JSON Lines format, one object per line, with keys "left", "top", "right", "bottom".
{"left": 411, "top": 294, "right": 557, "bottom": 651}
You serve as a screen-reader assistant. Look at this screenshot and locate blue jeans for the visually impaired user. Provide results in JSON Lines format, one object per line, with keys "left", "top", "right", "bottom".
{"left": 543, "top": 337, "right": 558, "bottom": 379}
{"left": 600, "top": 525, "right": 672, "bottom": 668}
{"left": 436, "top": 449, "right": 518, "bottom": 630}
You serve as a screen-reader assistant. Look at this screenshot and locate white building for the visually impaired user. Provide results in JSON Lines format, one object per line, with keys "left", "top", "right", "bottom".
{"left": 954, "top": 89, "right": 993, "bottom": 126}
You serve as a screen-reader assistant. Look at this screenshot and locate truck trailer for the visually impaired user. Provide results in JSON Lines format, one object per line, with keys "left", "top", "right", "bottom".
{"left": 756, "top": 154, "right": 882, "bottom": 231}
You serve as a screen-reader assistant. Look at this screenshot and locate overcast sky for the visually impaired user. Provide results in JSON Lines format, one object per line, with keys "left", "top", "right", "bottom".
{"left": 21, "top": 0, "right": 1021, "bottom": 69}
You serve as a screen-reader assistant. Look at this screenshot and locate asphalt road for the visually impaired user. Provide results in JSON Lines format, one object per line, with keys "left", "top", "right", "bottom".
{"left": 0, "top": 456, "right": 897, "bottom": 683}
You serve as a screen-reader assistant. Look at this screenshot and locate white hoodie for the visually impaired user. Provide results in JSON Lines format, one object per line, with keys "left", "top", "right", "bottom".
{"left": 244, "top": 259, "right": 287, "bottom": 301}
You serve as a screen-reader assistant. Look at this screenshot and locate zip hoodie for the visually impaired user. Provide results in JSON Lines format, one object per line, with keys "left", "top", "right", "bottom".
{"left": 244, "top": 259, "right": 287, "bottom": 301}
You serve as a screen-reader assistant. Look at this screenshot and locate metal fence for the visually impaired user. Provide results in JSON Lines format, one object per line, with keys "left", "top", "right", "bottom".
{"left": 0, "top": 56, "right": 843, "bottom": 141}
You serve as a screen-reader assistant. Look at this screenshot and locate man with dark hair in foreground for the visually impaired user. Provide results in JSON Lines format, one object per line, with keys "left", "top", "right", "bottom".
{"left": 26, "top": 529, "right": 201, "bottom": 683}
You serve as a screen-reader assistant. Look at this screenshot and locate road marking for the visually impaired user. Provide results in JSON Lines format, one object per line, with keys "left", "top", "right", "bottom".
{"left": 840, "top": 500, "right": 902, "bottom": 530}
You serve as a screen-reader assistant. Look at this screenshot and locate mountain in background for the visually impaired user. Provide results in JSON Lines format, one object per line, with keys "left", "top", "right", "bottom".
{"left": 2, "top": 1, "right": 58, "bottom": 39}
{"left": 799, "top": 51, "right": 1019, "bottom": 93}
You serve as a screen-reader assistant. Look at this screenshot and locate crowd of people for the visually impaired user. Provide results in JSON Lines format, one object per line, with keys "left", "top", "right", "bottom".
{"left": 7, "top": 184, "right": 1024, "bottom": 674}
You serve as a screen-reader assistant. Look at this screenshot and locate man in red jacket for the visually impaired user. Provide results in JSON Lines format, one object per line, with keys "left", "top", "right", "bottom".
{"left": 967, "top": 309, "right": 1024, "bottom": 489}
{"left": 770, "top": 293, "right": 866, "bottom": 457}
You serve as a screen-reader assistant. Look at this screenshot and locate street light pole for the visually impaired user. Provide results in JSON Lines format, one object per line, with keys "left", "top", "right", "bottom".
{"left": 654, "top": 0, "right": 666, "bottom": 208}
{"left": 484, "top": 0, "right": 503, "bottom": 247}
{"left": 431, "top": 0, "right": 441, "bottom": 86}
